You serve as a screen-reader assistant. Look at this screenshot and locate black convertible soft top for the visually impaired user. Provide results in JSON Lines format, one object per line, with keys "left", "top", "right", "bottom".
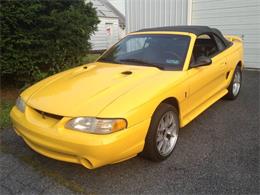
{"left": 136, "top": 25, "right": 231, "bottom": 46}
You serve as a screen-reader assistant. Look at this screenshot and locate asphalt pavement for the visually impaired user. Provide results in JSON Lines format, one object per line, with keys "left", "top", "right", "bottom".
{"left": 0, "top": 70, "right": 259, "bottom": 194}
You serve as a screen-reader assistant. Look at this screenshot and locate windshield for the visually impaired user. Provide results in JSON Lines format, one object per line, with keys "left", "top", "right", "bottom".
{"left": 98, "top": 34, "right": 191, "bottom": 70}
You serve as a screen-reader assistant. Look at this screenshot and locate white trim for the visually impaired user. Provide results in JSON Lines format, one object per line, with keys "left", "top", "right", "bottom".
{"left": 244, "top": 68, "right": 260, "bottom": 72}
{"left": 175, "top": 0, "right": 177, "bottom": 24}
{"left": 125, "top": 0, "right": 129, "bottom": 33}
{"left": 187, "top": 0, "right": 193, "bottom": 25}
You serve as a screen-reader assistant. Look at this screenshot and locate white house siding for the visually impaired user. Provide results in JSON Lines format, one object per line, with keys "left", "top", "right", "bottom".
{"left": 109, "top": 0, "right": 126, "bottom": 15}
{"left": 90, "top": 17, "right": 119, "bottom": 50}
{"left": 191, "top": 0, "right": 260, "bottom": 68}
{"left": 126, "top": 0, "right": 188, "bottom": 32}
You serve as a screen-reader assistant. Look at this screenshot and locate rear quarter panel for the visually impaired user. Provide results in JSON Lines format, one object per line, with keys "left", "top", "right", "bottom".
{"left": 224, "top": 36, "right": 244, "bottom": 85}
{"left": 225, "top": 36, "right": 244, "bottom": 68}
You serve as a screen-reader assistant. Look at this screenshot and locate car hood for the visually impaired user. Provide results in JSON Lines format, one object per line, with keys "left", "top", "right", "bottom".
{"left": 24, "top": 62, "right": 167, "bottom": 117}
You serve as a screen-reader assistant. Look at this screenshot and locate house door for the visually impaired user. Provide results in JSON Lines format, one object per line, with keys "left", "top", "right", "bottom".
{"left": 106, "top": 23, "right": 114, "bottom": 48}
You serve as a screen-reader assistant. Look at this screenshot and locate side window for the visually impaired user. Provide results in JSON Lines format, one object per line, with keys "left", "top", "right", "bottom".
{"left": 213, "top": 34, "right": 226, "bottom": 51}
{"left": 192, "top": 34, "right": 218, "bottom": 63}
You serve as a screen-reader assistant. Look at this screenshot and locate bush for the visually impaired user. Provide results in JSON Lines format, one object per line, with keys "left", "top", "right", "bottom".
{"left": 0, "top": 0, "right": 99, "bottom": 85}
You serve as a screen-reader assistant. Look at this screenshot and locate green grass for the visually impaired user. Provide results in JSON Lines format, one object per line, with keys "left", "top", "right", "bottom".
{"left": 80, "top": 53, "right": 100, "bottom": 64}
{"left": 0, "top": 100, "right": 14, "bottom": 129}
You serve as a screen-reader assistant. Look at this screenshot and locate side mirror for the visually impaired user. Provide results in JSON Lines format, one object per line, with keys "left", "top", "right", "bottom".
{"left": 190, "top": 56, "right": 212, "bottom": 68}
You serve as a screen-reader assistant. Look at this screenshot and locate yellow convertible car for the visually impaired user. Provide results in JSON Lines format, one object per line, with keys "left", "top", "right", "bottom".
{"left": 11, "top": 26, "right": 244, "bottom": 169}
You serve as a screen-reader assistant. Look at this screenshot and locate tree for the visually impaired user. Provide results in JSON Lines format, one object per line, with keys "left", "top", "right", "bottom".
{"left": 0, "top": 0, "right": 99, "bottom": 85}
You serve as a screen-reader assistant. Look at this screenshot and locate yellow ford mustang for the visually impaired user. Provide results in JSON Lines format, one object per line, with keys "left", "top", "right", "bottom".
{"left": 11, "top": 26, "right": 244, "bottom": 169}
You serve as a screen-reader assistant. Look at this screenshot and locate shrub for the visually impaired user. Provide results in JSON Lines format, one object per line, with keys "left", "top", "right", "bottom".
{"left": 0, "top": 0, "right": 99, "bottom": 85}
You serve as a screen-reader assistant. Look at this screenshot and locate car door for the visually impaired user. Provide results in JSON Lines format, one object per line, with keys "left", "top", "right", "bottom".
{"left": 185, "top": 33, "right": 227, "bottom": 117}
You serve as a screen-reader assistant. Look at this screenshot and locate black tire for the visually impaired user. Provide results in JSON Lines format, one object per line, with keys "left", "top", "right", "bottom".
{"left": 141, "top": 103, "right": 179, "bottom": 161}
{"left": 225, "top": 66, "right": 242, "bottom": 100}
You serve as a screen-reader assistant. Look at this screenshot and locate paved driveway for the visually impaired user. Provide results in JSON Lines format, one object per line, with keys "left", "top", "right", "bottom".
{"left": 1, "top": 70, "right": 259, "bottom": 194}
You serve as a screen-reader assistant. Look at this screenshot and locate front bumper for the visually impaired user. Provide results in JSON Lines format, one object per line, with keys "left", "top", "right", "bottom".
{"left": 10, "top": 106, "right": 150, "bottom": 169}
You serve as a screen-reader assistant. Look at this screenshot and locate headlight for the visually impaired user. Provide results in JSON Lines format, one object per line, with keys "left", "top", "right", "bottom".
{"left": 16, "top": 96, "right": 26, "bottom": 113}
{"left": 65, "top": 117, "right": 127, "bottom": 134}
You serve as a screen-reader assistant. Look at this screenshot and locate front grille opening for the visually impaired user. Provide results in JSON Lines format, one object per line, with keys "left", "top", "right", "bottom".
{"left": 34, "top": 109, "right": 63, "bottom": 120}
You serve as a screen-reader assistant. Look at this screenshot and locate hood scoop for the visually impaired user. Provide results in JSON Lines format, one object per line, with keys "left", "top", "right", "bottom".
{"left": 121, "top": 71, "right": 132, "bottom": 75}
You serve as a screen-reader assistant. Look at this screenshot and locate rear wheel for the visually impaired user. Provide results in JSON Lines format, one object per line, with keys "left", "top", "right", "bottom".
{"left": 225, "top": 66, "right": 242, "bottom": 100}
{"left": 141, "top": 103, "right": 179, "bottom": 161}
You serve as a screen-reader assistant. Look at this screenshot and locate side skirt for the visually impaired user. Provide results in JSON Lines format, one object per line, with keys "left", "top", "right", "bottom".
{"left": 181, "top": 89, "right": 228, "bottom": 127}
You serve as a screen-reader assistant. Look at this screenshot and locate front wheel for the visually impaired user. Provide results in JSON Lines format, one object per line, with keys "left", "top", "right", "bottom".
{"left": 141, "top": 103, "right": 179, "bottom": 161}
{"left": 225, "top": 66, "right": 242, "bottom": 100}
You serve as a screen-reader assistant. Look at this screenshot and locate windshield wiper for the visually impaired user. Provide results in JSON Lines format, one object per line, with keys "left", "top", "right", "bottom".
{"left": 119, "top": 59, "right": 164, "bottom": 70}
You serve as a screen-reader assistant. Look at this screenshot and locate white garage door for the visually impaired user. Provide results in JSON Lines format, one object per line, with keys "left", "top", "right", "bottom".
{"left": 191, "top": 0, "right": 260, "bottom": 68}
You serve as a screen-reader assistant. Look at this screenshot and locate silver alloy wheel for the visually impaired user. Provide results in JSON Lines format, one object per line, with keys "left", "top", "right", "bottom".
{"left": 232, "top": 70, "right": 241, "bottom": 96}
{"left": 156, "top": 111, "right": 178, "bottom": 156}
